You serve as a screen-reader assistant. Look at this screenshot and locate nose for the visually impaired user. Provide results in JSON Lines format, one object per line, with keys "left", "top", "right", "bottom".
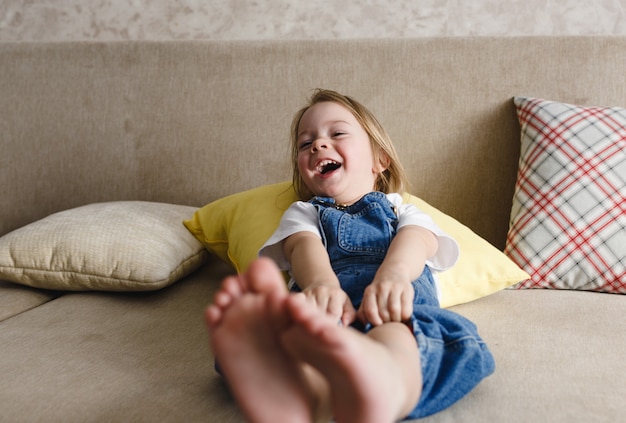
{"left": 311, "top": 137, "right": 328, "bottom": 152}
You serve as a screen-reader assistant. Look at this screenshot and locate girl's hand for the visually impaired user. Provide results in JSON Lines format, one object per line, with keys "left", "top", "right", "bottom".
{"left": 302, "top": 284, "right": 357, "bottom": 326}
{"left": 357, "top": 278, "right": 415, "bottom": 326}
{"left": 357, "top": 225, "right": 435, "bottom": 326}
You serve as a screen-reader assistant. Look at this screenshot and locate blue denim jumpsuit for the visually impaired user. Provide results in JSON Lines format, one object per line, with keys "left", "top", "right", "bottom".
{"left": 295, "top": 192, "right": 495, "bottom": 419}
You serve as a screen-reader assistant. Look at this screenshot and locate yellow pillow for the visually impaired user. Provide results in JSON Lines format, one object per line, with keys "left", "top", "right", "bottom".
{"left": 184, "top": 182, "right": 529, "bottom": 308}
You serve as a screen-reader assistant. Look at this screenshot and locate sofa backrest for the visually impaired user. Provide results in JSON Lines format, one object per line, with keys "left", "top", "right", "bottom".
{"left": 2, "top": 38, "right": 626, "bottom": 248}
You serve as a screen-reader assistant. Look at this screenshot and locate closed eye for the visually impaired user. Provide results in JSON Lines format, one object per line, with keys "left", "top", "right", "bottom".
{"left": 298, "top": 140, "right": 312, "bottom": 150}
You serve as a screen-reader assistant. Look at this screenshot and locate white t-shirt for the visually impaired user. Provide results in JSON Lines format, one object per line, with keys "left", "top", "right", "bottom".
{"left": 259, "top": 194, "right": 459, "bottom": 292}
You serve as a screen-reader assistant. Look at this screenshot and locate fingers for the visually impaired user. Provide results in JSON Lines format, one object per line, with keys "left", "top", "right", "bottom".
{"left": 358, "top": 292, "right": 384, "bottom": 326}
{"left": 300, "top": 282, "right": 415, "bottom": 327}
{"left": 358, "top": 282, "right": 414, "bottom": 326}
{"left": 399, "top": 287, "right": 414, "bottom": 320}
{"left": 302, "top": 285, "right": 356, "bottom": 325}
{"left": 341, "top": 302, "right": 358, "bottom": 327}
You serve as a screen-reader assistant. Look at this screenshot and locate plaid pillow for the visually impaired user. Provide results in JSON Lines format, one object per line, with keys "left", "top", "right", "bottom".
{"left": 505, "top": 97, "right": 626, "bottom": 293}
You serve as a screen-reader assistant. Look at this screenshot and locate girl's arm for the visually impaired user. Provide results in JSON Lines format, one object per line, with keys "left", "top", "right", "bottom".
{"left": 358, "top": 225, "right": 438, "bottom": 325}
{"left": 283, "top": 231, "right": 357, "bottom": 325}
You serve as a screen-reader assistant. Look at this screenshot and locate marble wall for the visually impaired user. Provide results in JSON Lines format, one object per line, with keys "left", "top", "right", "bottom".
{"left": 1, "top": 0, "right": 625, "bottom": 41}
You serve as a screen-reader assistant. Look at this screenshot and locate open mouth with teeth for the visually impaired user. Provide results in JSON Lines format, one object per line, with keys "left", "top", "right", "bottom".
{"left": 317, "top": 160, "right": 342, "bottom": 175}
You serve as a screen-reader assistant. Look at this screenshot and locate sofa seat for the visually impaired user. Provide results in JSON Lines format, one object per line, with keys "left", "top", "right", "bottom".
{"left": 1, "top": 258, "right": 624, "bottom": 422}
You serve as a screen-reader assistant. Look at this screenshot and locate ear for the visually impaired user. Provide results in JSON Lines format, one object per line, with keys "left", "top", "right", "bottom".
{"left": 374, "top": 154, "right": 390, "bottom": 174}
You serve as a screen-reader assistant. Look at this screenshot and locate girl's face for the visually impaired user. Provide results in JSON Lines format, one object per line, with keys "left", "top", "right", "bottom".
{"left": 296, "top": 101, "right": 385, "bottom": 205}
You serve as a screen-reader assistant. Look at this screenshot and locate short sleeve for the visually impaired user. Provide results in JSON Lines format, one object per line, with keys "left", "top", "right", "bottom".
{"left": 258, "top": 201, "right": 320, "bottom": 270}
{"left": 387, "top": 193, "right": 460, "bottom": 272}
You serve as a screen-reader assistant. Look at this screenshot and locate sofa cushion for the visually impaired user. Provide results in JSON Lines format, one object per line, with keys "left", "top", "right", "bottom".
{"left": 0, "top": 281, "right": 61, "bottom": 322}
{"left": 506, "top": 97, "right": 626, "bottom": 293}
{"left": 0, "top": 202, "right": 207, "bottom": 291}
{"left": 1, "top": 265, "right": 624, "bottom": 423}
{"left": 183, "top": 182, "right": 529, "bottom": 308}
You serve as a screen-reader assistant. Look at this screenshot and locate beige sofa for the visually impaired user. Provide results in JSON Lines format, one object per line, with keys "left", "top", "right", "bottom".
{"left": 1, "top": 38, "right": 624, "bottom": 422}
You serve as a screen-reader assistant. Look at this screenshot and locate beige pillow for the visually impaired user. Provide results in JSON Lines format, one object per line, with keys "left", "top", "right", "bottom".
{"left": 0, "top": 202, "right": 207, "bottom": 291}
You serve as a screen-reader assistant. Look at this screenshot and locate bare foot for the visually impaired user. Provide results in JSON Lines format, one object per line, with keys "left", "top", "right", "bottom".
{"left": 281, "top": 294, "right": 422, "bottom": 423}
{"left": 205, "top": 258, "right": 287, "bottom": 328}
{"left": 205, "top": 258, "right": 316, "bottom": 423}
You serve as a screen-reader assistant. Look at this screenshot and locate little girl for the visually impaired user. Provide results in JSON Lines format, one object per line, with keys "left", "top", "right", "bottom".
{"left": 205, "top": 89, "right": 495, "bottom": 423}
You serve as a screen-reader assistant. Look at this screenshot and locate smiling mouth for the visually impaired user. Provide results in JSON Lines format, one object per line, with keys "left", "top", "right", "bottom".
{"left": 317, "top": 160, "right": 341, "bottom": 175}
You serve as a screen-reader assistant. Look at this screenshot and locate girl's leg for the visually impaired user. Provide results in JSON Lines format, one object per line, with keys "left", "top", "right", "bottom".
{"left": 206, "top": 258, "right": 331, "bottom": 423}
{"left": 281, "top": 294, "right": 423, "bottom": 423}
{"left": 401, "top": 268, "right": 495, "bottom": 419}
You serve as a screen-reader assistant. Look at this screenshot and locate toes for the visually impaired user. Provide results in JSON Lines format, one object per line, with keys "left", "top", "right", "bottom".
{"left": 266, "top": 291, "right": 292, "bottom": 331}
{"left": 204, "top": 304, "right": 222, "bottom": 328}
{"left": 284, "top": 293, "right": 312, "bottom": 323}
{"left": 285, "top": 294, "right": 343, "bottom": 339}
{"left": 213, "top": 276, "right": 243, "bottom": 308}
{"left": 207, "top": 258, "right": 287, "bottom": 330}
{"left": 247, "top": 257, "right": 288, "bottom": 295}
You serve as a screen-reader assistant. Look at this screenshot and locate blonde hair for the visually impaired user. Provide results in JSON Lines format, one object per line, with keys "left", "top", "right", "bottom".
{"left": 290, "top": 89, "right": 409, "bottom": 200}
